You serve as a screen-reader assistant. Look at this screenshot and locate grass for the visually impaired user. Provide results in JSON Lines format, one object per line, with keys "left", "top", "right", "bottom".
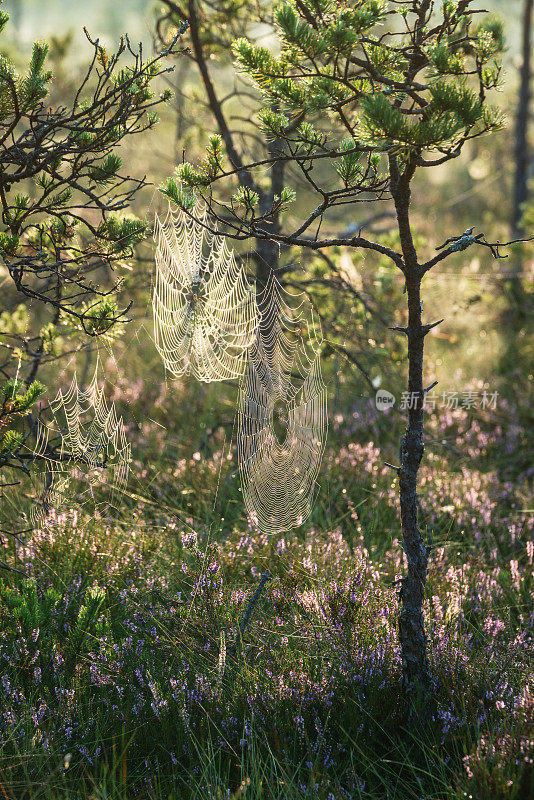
{"left": 0, "top": 371, "right": 532, "bottom": 799}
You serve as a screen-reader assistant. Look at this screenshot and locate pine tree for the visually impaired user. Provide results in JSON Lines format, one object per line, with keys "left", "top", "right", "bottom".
{"left": 155, "top": 0, "right": 394, "bottom": 384}
{"left": 0, "top": 6, "right": 183, "bottom": 477}
{"left": 162, "top": 0, "right": 527, "bottom": 707}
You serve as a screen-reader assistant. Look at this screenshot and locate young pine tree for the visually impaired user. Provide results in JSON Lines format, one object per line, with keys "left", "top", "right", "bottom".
{"left": 0, "top": 8, "right": 183, "bottom": 477}
{"left": 163, "top": 0, "right": 526, "bottom": 702}
{"left": 156, "top": 0, "right": 398, "bottom": 390}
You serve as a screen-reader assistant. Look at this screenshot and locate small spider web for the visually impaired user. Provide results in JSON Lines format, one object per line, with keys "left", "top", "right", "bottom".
{"left": 153, "top": 203, "right": 258, "bottom": 382}
{"left": 28, "top": 359, "right": 131, "bottom": 525}
{"left": 237, "top": 272, "right": 328, "bottom": 534}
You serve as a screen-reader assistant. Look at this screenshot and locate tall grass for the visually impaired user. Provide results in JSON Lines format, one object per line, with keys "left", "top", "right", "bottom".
{"left": 1, "top": 380, "right": 532, "bottom": 798}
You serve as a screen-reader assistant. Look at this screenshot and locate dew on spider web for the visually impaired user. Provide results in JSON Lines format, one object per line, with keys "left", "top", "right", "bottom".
{"left": 27, "top": 359, "right": 131, "bottom": 525}
{"left": 237, "top": 271, "right": 328, "bottom": 534}
{"left": 152, "top": 203, "right": 258, "bottom": 382}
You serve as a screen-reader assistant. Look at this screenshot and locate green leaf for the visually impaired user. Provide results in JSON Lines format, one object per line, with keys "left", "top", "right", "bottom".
{"left": 97, "top": 214, "right": 147, "bottom": 254}
{"left": 159, "top": 178, "right": 197, "bottom": 211}
{"left": 0, "top": 430, "right": 23, "bottom": 456}
{"left": 334, "top": 138, "right": 364, "bottom": 185}
{"left": 89, "top": 153, "right": 122, "bottom": 185}
{"left": 233, "top": 185, "right": 259, "bottom": 210}
{"left": 29, "top": 41, "right": 49, "bottom": 75}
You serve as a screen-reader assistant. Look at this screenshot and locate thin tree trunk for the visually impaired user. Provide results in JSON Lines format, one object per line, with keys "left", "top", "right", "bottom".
{"left": 510, "top": 0, "right": 533, "bottom": 311}
{"left": 187, "top": 0, "right": 256, "bottom": 194}
{"left": 254, "top": 237, "right": 279, "bottom": 289}
{"left": 174, "top": 59, "right": 190, "bottom": 161}
{"left": 513, "top": 0, "right": 533, "bottom": 236}
{"left": 80, "top": 345, "right": 93, "bottom": 390}
{"left": 399, "top": 271, "right": 432, "bottom": 699}
{"left": 255, "top": 126, "right": 285, "bottom": 289}
{"left": 391, "top": 162, "right": 432, "bottom": 703}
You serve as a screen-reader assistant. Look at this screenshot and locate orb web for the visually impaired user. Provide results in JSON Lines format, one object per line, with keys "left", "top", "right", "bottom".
{"left": 153, "top": 203, "right": 257, "bottom": 382}
{"left": 237, "top": 272, "right": 328, "bottom": 533}
{"left": 29, "top": 361, "right": 131, "bottom": 525}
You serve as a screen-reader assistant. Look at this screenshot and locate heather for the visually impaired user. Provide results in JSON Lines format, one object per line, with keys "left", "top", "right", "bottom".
{"left": 1, "top": 391, "right": 533, "bottom": 799}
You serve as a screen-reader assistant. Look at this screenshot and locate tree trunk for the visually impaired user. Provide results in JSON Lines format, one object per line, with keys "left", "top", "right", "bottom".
{"left": 174, "top": 59, "right": 190, "bottom": 161}
{"left": 398, "top": 271, "right": 432, "bottom": 700}
{"left": 254, "top": 237, "right": 279, "bottom": 289}
{"left": 513, "top": 0, "right": 533, "bottom": 236}
{"left": 391, "top": 164, "right": 433, "bottom": 704}
{"left": 255, "top": 124, "right": 285, "bottom": 289}
{"left": 510, "top": 0, "right": 533, "bottom": 311}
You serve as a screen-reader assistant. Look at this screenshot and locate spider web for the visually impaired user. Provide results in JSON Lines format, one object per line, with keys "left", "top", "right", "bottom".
{"left": 153, "top": 203, "right": 258, "bottom": 382}
{"left": 237, "top": 272, "right": 328, "bottom": 534}
{"left": 29, "top": 360, "right": 131, "bottom": 525}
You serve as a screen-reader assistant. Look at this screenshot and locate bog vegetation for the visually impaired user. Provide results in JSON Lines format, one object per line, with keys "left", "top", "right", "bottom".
{"left": 0, "top": 1, "right": 532, "bottom": 798}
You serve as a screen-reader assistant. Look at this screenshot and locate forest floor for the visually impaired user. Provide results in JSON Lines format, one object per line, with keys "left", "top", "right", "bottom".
{"left": 1, "top": 333, "right": 533, "bottom": 799}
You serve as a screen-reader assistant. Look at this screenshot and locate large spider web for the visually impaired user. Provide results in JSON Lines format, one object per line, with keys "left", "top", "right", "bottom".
{"left": 153, "top": 203, "right": 257, "bottom": 382}
{"left": 29, "top": 361, "right": 131, "bottom": 525}
{"left": 237, "top": 272, "right": 328, "bottom": 534}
